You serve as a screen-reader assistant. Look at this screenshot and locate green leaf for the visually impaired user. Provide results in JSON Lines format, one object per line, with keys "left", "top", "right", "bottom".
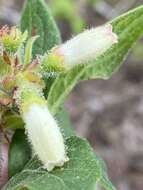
{"left": 4, "top": 114, "right": 24, "bottom": 130}
{"left": 97, "top": 156, "right": 116, "bottom": 190}
{"left": 20, "top": 0, "right": 61, "bottom": 56}
{"left": 8, "top": 130, "right": 31, "bottom": 178}
{"left": 100, "top": 177, "right": 116, "bottom": 190}
{"left": 56, "top": 108, "right": 74, "bottom": 138}
{"left": 4, "top": 136, "right": 102, "bottom": 190}
{"left": 24, "top": 36, "right": 39, "bottom": 65}
{"left": 47, "top": 5, "right": 143, "bottom": 113}
{"left": 0, "top": 58, "right": 10, "bottom": 80}
{"left": 49, "top": 0, "right": 85, "bottom": 34}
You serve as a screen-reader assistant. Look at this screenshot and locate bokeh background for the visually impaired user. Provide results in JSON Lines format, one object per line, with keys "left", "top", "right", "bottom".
{"left": 0, "top": 0, "right": 143, "bottom": 189}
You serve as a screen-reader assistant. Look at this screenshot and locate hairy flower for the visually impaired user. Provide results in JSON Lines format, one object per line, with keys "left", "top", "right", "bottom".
{"left": 54, "top": 24, "right": 118, "bottom": 65}
{"left": 23, "top": 104, "right": 68, "bottom": 171}
{"left": 15, "top": 80, "right": 68, "bottom": 171}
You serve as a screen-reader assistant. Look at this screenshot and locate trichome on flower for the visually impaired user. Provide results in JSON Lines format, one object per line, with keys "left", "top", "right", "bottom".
{"left": 0, "top": 23, "right": 118, "bottom": 172}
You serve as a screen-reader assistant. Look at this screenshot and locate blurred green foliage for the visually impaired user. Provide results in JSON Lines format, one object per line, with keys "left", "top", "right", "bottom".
{"left": 131, "top": 41, "right": 143, "bottom": 62}
{"left": 48, "top": 0, "right": 86, "bottom": 34}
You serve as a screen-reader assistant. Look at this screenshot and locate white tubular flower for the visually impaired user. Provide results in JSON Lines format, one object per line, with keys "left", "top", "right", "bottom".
{"left": 15, "top": 79, "right": 68, "bottom": 171}
{"left": 55, "top": 24, "right": 118, "bottom": 65}
{"left": 23, "top": 104, "right": 68, "bottom": 171}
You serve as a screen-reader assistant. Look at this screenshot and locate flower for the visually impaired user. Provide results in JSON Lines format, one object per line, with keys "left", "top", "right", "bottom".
{"left": 0, "top": 26, "right": 27, "bottom": 53}
{"left": 23, "top": 103, "right": 68, "bottom": 171}
{"left": 15, "top": 80, "right": 68, "bottom": 171}
{"left": 54, "top": 24, "right": 118, "bottom": 65}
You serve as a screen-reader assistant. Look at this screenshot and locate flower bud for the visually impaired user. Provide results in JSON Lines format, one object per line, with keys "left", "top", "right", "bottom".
{"left": 54, "top": 24, "right": 118, "bottom": 65}
{"left": 15, "top": 82, "right": 68, "bottom": 171}
{"left": 23, "top": 104, "right": 68, "bottom": 171}
{"left": 0, "top": 26, "right": 27, "bottom": 53}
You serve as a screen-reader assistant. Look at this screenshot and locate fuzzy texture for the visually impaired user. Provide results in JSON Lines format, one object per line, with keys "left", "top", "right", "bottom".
{"left": 56, "top": 24, "right": 118, "bottom": 65}
{"left": 23, "top": 104, "right": 68, "bottom": 171}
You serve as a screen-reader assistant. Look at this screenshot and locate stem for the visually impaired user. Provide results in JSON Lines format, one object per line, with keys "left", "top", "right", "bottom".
{"left": 0, "top": 130, "right": 9, "bottom": 189}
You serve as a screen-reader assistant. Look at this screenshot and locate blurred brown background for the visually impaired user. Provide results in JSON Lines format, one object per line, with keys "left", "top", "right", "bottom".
{"left": 0, "top": 0, "right": 143, "bottom": 189}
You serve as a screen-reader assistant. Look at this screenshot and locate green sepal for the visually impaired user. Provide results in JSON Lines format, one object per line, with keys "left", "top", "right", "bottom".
{"left": 2, "top": 30, "right": 28, "bottom": 54}
{"left": 41, "top": 52, "right": 67, "bottom": 74}
{"left": 0, "top": 57, "right": 11, "bottom": 80}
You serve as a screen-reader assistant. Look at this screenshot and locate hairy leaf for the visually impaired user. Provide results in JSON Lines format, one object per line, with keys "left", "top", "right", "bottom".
{"left": 56, "top": 108, "right": 74, "bottom": 137}
{"left": 20, "top": 0, "right": 61, "bottom": 56}
{"left": 3, "top": 136, "right": 102, "bottom": 190}
{"left": 4, "top": 114, "right": 24, "bottom": 130}
{"left": 97, "top": 156, "right": 116, "bottom": 190}
{"left": 47, "top": 5, "right": 143, "bottom": 113}
{"left": 8, "top": 130, "right": 31, "bottom": 178}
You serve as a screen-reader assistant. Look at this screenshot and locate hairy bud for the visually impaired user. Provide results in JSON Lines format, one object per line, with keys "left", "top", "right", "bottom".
{"left": 15, "top": 81, "right": 68, "bottom": 171}
{"left": 54, "top": 24, "right": 118, "bottom": 65}
{"left": 23, "top": 104, "right": 68, "bottom": 171}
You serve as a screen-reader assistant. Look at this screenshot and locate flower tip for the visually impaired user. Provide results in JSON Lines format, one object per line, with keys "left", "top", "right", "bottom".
{"left": 45, "top": 155, "right": 69, "bottom": 171}
{"left": 106, "top": 24, "right": 113, "bottom": 32}
{"left": 106, "top": 24, "right": 118, "bottom": 44}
